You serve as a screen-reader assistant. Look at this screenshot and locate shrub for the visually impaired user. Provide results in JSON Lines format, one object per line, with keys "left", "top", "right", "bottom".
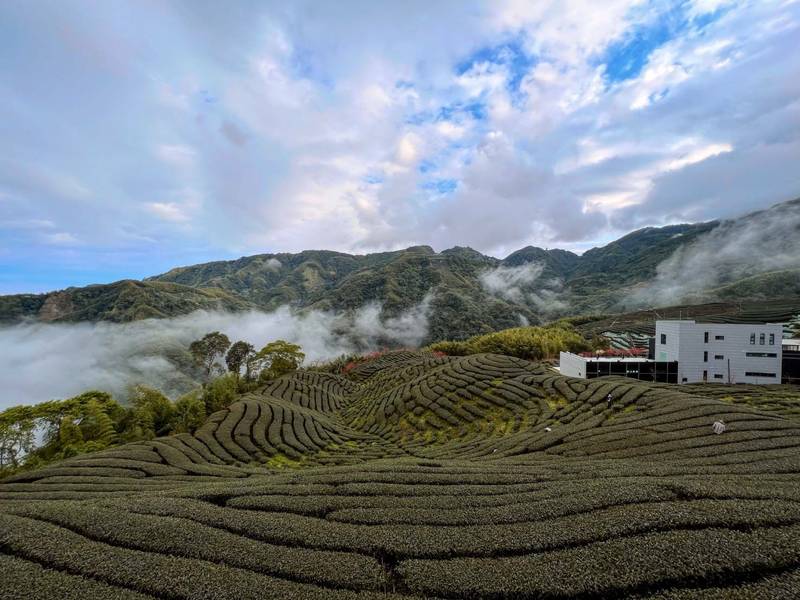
{"left": 201, "top": 373, "right": 239, "bottom": 413}
{"left": 171, "top": 390, "right": 206, "bottom": 433}
{"left": 428, "top": 323, "right": 590, "bottom": 360}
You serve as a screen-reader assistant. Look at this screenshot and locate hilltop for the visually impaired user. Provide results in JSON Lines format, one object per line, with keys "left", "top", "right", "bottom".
{"left": 2, "top": 198, "right": 798, "bottom": 342}
{"left": 2, "top": 350, "right": 800, "bottom": 598}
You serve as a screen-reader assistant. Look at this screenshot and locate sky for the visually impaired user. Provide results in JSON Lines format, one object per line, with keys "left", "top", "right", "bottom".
{"left": 1, "top": 0, "right": 799, "bottom": 294}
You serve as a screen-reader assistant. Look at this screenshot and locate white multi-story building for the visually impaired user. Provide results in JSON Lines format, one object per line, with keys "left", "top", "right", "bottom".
{"left": 655, "top": 320, "right": 783, "bottom": 384}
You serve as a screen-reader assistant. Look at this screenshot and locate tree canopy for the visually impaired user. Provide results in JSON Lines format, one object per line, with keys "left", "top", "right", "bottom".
{"left": 255, "top": 340, "right": 305, "bottom": 381}
{"left": 189, "top": 331, "right": 231, "bottom": 379}
{"left": 226, "top": 341, "right": 256, "bottom": 379}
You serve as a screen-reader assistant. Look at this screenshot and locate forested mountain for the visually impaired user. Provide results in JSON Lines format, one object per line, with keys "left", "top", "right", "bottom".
{"left": 2, "top": 198, "right": 798, "bottom": 342}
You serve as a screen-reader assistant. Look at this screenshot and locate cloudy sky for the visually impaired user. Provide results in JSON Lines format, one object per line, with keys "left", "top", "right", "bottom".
{"left": 1, "top": 0, "right": 798, "bottom": 294}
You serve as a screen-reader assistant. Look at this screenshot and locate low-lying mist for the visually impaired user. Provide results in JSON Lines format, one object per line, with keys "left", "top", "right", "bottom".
{"left": 0, "top": 299, "right": 431, "bottom": 410}
{"left": 479, "top": 263, "right": 569, "bottom": 318}
{"left": 631, "top": 202, "right": 800, "bottom": 307}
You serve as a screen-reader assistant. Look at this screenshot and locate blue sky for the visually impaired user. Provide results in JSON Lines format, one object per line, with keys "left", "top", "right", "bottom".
{"left": 1, "top": 0, "right": 799, "bottom": 293}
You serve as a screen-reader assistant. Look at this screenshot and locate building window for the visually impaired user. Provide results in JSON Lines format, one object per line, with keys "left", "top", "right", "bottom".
{"left": 713, "top": 374, "right": 724, "bottom": 379}
{"left": 715, "top": 335, "right": 724, "bottom": 340}
{"left": 769, "top": 334, "right": 775, "bottom": 345}
{"left": 750, "top": 333, "right": 756, "bottom": 344}
{"left": 746, "top": 352, "right": 777, "bottom": 358}
{"left": 703, "top": 351, "right": 708, "bottom": 362}
{"left": 745, "top": 372, "right": 776, "bottom": 378}
{"left": 703, "top": 370, "right": 708, "bottom": 382}
{"left": 660, "top": 334, "right": 666, "bottom": 344}
{"left": 704, "top": 332, "right": 709, "bottom": 343}
{"left": 760, "top": 333, "right": 766, "bottom": 345}
{"left": 715, "top": 355, "right": 724, "bottom": 360}
{"left": 682, "top": 377, "right": 687, "bottom": 383}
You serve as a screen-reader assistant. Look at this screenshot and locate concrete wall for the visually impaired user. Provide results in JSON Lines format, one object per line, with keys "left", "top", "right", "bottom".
{"left": 559, "top": 352, "right": 586, "bottom": 378}
{"left": 655, "top": 321, "right": 782, "bottom": 384}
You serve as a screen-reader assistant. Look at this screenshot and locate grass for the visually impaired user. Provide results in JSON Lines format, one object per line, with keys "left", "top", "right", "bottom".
{"left": 2, "top": 350, "right": 800, "bottom": 598}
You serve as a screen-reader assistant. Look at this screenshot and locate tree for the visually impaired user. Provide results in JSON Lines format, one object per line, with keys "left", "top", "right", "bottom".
{"left": 226, "top": 341, "right": 255, "bottom": 379}
{"left": 57, "top": 416, "right": 84, "bottom": 458}
{"left": 77, "top": 399, "right": 117, "bottom": 451}
{"left": 255, "top": 340, "right": 305, "bottom": 382}
{"left": 189, "top": 331, "right": 231, "bottom": 379}
{"left": 172, "top": 391, "right": 206, "bottom": 434}
{"left": 129, "top": 386, "right": 175, "bottom": 438}
{"left": 0, "top": 419, "right": 36, "bottom": 470}
{"left": 1, "top": 391, "right": 122, "bottom": 476}
{"left": 201, "top": 373, "right": 239, "bottom": 413}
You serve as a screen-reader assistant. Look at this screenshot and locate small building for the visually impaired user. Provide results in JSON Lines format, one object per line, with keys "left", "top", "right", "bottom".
{"left": 559, "top": 352, "right": 678, "bottom": 383}
{"left": 560, "top": 320, "right": 783, "bottom": 385}
{"left": 655, "top": 320, "right": 782, "bottom": 384}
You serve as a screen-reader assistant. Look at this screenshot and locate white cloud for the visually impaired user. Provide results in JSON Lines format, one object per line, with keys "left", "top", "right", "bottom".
{"left": 663, "top": 142, "right": 733, "bottom": 171}
{"left": 145, "top": 202, "right": 190, "bottom": 223}
{"left": 480, "top": 262, "right": 569, "bottom": 317}
{"left": 480, "top": 263, "right": 545, "bottom": 302}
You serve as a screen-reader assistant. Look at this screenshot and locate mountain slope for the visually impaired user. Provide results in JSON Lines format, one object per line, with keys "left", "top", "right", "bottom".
{"left": 567, "top": 221, "right": 719, "bottom": 293}
{"left": 0, "top": 279, "right": 255, "bottom": 323}
{"left": 1, "top": 198, "right": 798, "bottom": 341}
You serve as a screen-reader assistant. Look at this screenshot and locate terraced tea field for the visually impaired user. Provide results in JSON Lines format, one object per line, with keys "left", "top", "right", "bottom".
{"left": 2, "top": 351, "right": 800, "bottom": 599}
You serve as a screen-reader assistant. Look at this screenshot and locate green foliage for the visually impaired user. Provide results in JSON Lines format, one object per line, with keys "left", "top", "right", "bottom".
{"left": 428, "top": 323, "right": 590, "bottom": 360}
{"left": 78, "top": 400, "right": 117, "bottom": 449}
{"left": 201, "top": 373, "right": 240, "bottom": 414}
{"left": 255, "top": 340, "right": 305, "bottom": 381}
{"left": 0, "top": 391, "right": 126, "bottom": 476}
{"left": 0, "top": 418, "right": 36, "bottom": 471}
{"left": 172, "top": 391, "right": 207, "bottom": 434}
{"left": 189, "top": 331, "right": 231, "bottom": 379}
{"left": 129, "top": 386, "right": 175, "bottom": 438}
{"left": 225, "top": 340, "right": 255, "bottom": 378}
{"left": 0, "top": 279, "right": 255, "bottom": 324}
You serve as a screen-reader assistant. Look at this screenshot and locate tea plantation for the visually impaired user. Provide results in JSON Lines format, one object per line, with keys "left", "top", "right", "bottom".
{"left": 2, "top": 351, "right": 800, "bottom": 598}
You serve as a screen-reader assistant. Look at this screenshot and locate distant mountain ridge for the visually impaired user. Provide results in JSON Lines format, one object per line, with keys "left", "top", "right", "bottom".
{"left": 2, "top": 198, "right": 798, "bottom": 342}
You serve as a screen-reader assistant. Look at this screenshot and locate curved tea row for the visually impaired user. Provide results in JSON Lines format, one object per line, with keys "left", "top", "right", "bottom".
{"left": 2, "top": 351, "right": 800, "bottom": 598}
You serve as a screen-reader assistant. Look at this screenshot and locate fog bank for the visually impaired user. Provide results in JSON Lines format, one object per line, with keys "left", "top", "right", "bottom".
{"left": 0, "top": 299, "right": 431, "bottom": 410}
{"left": 480, "top": 263, "right": 569, "bottom": 317}
{"left": 632, "top": 203, "right": 800, "bottom": 307}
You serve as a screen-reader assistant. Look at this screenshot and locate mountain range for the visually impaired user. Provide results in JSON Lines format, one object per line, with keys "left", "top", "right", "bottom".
{"left": 2, "top": 198, "right": 798, "bottom": 342}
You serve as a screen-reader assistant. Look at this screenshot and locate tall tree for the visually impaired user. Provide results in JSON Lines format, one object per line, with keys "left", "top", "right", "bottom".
{"left": 225, "top": 341, "right": 255, "bottom": 379}
{"left": 0, "top": 419, "right": 35, "bottom": 470}
{"left": 189, "top": 331, "right": 231, "bottom": 379}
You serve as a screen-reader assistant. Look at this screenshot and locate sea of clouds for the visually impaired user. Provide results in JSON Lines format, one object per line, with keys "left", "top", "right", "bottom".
{"left": 0, "top": 298, "right": 432, "bottom": 410}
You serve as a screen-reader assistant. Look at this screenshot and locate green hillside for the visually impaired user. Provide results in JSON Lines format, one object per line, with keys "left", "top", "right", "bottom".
{"left": 1, "top": 198, "right": 798, "bottom": 343}
{"left": 0, "top": 280, "right": 255, "bottom": 323}
{"left": 3, "top": 351, "right": 800, "bottom": 598}
{"left": 568, "top": 222, "right": 718, "bottom": 290}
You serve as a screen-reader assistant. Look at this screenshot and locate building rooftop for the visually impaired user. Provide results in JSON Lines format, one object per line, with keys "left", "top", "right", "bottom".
{"left": 656, "top": 319, "right": 783, "bottom": 326}
{"left": 563, "top": 352, "right": 654, "bottom": 363}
